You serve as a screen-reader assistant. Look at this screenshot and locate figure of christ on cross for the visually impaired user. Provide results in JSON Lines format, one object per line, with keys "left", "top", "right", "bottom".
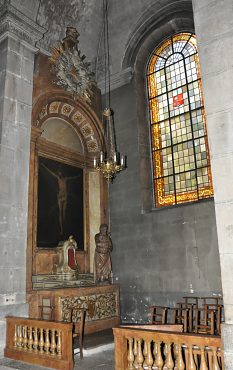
{"left": 42, "top": 164, "right": 79, "bottom": 235}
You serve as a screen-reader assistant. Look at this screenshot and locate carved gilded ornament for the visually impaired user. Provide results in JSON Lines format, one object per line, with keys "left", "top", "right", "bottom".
{"left": 60, "top": 293, "right": 118, "bottom": 322}
{"left": 81, "top": 123, "right": 93, "bottom": 138}
{"left": 49, "top": 102, "right": 60, "bottom": 113}
{"left": 39, "top": 106, "right": 48, "bottom": 120}
{"left": 61, "top": 104, "right": 73, "bottom": 117}
{"left": 87, "top": 139, "right": 98, "bottom": 152}
{"left": 72, "top": 112, "right": 85, "bottom": 125}
{"left": 49, "top": 27, "right": 96, "bottom": 103}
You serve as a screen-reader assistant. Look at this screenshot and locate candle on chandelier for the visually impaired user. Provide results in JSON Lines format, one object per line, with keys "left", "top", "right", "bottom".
{"left": 121, "top": 155, "right": 124, "bottom": 166}
{"left": 100, "top": 151, "right": 104, "bottom": 163}
{"left": 94, "top": 157, "right": 97, "bottom": 168}
{"left": 114, "top": 152, "right": 117, "bottom": 163}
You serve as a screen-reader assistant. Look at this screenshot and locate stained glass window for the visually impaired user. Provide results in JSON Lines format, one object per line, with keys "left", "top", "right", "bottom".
{"left": 147, "top": 33, "right": 213, "bottom": 207}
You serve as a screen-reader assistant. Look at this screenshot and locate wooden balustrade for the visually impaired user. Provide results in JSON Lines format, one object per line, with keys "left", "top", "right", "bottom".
{"left": 4, "top": 316, "right": 74, "bottom": 370}
{"left": 113, "top": 326, "right": 224, "bottom": 370}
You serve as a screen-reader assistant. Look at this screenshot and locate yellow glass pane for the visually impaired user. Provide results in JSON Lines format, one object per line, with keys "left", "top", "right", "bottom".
{"left": 151, "top": 124, "right": 161, "bottom": 150}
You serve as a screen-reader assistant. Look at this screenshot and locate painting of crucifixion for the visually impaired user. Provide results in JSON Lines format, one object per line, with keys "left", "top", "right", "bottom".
{"left": 37, "top": 156, "right": 84, "bottom": 249}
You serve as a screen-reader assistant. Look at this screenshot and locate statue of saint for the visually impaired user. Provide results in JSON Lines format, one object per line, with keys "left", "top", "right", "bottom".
{"left": 62, "top": 26, "right": 80, "bottom": 51}
{"left": 94, "top": 224, "right": 113, "bottom": 283}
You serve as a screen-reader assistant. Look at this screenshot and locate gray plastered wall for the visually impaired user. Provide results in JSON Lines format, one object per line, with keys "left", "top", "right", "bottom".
{"left": 108, "top": 81, "right": 222, "bottom": 323}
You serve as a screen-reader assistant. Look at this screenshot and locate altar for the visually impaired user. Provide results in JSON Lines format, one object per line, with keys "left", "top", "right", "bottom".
{"left": 27, "top": 214, "right": 119, "bottom": 334}
{"left": 28, "top": 283, "right": 120, "bottom": 334}
{"left": 28, "top": 239, "right": 120, "bottom": 333}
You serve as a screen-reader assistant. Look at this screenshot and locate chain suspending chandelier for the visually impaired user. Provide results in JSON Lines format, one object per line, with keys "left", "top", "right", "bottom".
{"left": 94, "top": 0, "right": 127, "bottom": 182}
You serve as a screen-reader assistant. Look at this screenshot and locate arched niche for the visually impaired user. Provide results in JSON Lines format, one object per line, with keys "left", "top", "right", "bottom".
{"left": 41, "top": 117, "right": 84, "bottom": 154}
{"left": 27, "top": 94, "right": 108, "bottom": 291}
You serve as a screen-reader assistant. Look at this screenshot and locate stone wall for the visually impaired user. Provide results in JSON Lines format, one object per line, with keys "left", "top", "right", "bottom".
{"left": 109, "top": 81, "right": 222, "bottom": 323}
{"left": 192, "top": 0, "right": 233, "bottom": 367}
{"left": 0, "top": 2, "right": 44, "bottom": 356}
{"left": 100, "top": 0, "right": 222, "bottom": 324}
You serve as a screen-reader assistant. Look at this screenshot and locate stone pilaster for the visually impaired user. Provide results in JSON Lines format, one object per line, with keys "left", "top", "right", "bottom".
{"left": 0, "top": 2, "right": 45, "bottom": 356}
{"left": 192, "top": 0, "right": 233, "bottom": 368}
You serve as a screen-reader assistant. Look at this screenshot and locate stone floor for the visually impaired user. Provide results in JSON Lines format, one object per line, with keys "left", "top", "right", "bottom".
{"left": 0, "top": 349, "right": 114, "bottom": 370}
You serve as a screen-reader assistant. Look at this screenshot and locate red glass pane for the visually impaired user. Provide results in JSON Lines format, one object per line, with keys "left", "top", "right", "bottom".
{"left": 173, "top": 93, "right": 184, "bottom": 107}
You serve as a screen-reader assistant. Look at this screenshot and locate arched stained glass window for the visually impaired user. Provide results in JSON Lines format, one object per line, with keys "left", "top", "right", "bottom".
{"left": 147, "top": 33, "right": 213, "bottom": 208}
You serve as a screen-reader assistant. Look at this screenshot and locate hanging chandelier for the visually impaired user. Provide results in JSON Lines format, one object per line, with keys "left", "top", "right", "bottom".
{"left": 94, "top": 0, "right": 127, "bottom": 182}
{"left": 94, "top": 108, "right": 126, "bottom": 182}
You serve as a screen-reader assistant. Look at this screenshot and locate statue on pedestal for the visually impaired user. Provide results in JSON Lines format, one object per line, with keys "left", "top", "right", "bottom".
{"left": 94, "top": 224, "right": 113, "bottom": 283}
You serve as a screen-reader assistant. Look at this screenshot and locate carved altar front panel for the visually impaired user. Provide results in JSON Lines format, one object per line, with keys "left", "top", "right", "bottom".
{"left": 28, "top": 284, "right": 120, "bottom": 334}
{"left": 59, "top": 292, "right": 118, "bottom": 322}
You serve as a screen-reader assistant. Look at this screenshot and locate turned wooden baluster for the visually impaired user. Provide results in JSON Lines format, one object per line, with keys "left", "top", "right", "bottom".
{"left": 189, "top": 345, "right": 197, "bottom": 370}
{"left": 57, "top": 330, "right": 62, "bottom": 358}
{"left": 165, "top": 343, "right": 174, "bottom": 369}
{"left": 44, "top": 329, "right": 50, "bottom": 354}
{"left": 28, "top": 326, "right": 33, "bottom": 352}
{"left": 212, "top": 348, "right": 220, "bottom": 370}
{"left": 154, "top": 342, "right": 164, "bottom": 370}
{"left": 127, "top": 337, "right": 134, "bottom": 370}
{"left": 23, "top": 325, "right": 28, "bottom": 350}
{"left": 13, "top": 324, "right": 18, "bottom": 348}
{"left": 39, "top": 328, "right": 44, "bottom": 353}
{"left": 18, "top": 325, "right": 23, "bottom": 349}
{"left": 173, "top": 344, "right": 178, "bottom": 361}
{"left": 143, "top": 340, "right": 148, "bottom": 367}
{"left": 200, "top": 346, "right": 208, "bottom": 370}
{"left": 133, "top": 337, "right": 138, "bottom": 368}
{"left": 51, "top": 329, "right": 56, "bottom": 356}
{"left": 144, "top": 340, "right": 153, "bottom": 370}
{"left": 136, "top": 339, "right": 144, "bottom": 370}
{"left": 33, "top": 327, "right": 38, "bottom": 352}
{"left": 153, "top": 341, "right": 158, "bottom": 368}
{"left": 174, "top": 344, "right": 185, "bottom": 370}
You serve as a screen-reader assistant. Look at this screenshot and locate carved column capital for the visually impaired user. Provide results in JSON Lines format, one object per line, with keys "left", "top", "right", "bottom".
{"left": 0, "top": 2, "right": 46, "bottom": 49}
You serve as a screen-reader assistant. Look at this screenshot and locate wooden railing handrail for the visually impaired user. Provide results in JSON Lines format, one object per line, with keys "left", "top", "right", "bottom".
{"left": 5, "top": 315, "right": 72, "bottom": 328}
{"left": 113, "top": 326, "right": 222, "bottom": 347}
{"left": 121, "top": 324, "right": 183, "bottom": 332}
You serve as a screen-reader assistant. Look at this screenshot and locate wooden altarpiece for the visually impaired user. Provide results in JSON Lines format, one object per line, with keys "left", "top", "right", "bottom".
{"left": 26, "top": 54, "right": 120, "bottom": 333}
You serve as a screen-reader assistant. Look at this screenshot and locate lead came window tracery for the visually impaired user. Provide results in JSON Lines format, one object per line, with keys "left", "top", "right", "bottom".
{"left": 147, "top": 33, "right": 213, "bottom": 208}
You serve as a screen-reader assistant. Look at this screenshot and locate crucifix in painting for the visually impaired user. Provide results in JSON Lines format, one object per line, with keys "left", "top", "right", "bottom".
{"left": 41, "top": 163, "right": 79, "bottom": 236}
{"left": 37, "top": 157, "right": 84, "bottom": 249}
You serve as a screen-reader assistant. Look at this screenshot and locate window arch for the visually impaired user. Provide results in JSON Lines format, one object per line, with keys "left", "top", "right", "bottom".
{"left": 147, "top": 33, "right": 213, "bottom": 208}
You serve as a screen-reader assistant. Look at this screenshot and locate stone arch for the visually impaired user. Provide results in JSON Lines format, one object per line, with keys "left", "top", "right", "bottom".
{"left": 122, "top": 0, "right": 194, "bottom": 71}
{"left": 121, "top": 1, "right": 194, "bottom": 211}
